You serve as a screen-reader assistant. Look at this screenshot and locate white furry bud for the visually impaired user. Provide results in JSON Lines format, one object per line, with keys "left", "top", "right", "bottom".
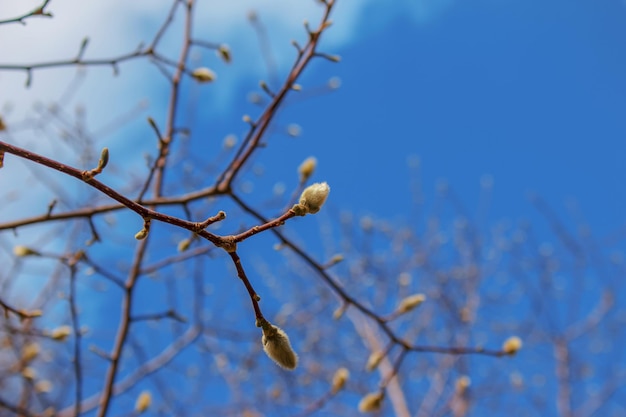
{"left": 261, "top": 322, "right": 298, "bottom": 370}
{"left": 297, "top": 182, "right": 330, "bottom": 215}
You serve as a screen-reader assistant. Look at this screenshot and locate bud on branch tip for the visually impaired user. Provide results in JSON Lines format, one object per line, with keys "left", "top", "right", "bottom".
{"left": 294, "top": 182, "right": 330, "bottom": 215}
{"left": 358, "top": 391, "right": 384, "bottom": 413}
{"left": 260, "top": 319, "right": 298, "bottom": 370}
{"left": 298, "top": 156, "right": 317, "bottom": 182}
{"left": 502, "top": 336, "right": 522, "bottom": 355}
{"left": 192, "top": 67, "right": 216, "bottom": 83}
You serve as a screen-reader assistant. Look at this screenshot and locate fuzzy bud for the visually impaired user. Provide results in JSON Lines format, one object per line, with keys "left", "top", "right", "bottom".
{"left": 191, "top": 67, "right": 216, "bottom": 83}
{"left": 502, "top": 336, "right": 523, "bottom": 355}
{"left": 365, "top": 350, "right": 384, "bottom": 372}
{"left": 332, "top": 304, "right": 347, "bottom": 320}
{"left": 135, "top": 390, "right": 152, "bottom": 413}
{"left": 22, "top": 342, "right": 40, "bottom": 363}
{"left": 287, "top": 123, "right": 302, "bottom": 137}
{"left": 328, "top": 253, "right": 344, "bottom": 266}
{"left": 13, "top": 245, "right": 40, "bottom": 257}
{"left": 35, "top": 380, "right": 52, "bottom": 393}
{"left": 331, "top": 367, "right": 349, "bottom": 394}
{"left": 134, "top": 228, "right": 148, "bottom": 240}
{"left": 97, "top": 147, "right": 109, "bottom": 171}
{"left": 260, "top": 321, "right": 298, "bottom": 370}
{"left": 358, "top": 391, "right": 384, "bottom": 413}
{"left": 177, "top": 238, "right": 191, "bottom": 252}
{"left": 455, "top": 375, "right": 471, "bottom": 393}
{"left": 22, "top": 366, "right": 36, "bottom": 380}
{"left": 396, "top": 293, "right": 426, "bottom": 314}
{"left": 298, "top": 156, "right": 317, "bottom": 182}
{"left": 297, "top": 182, "right": 330, "bottom": 215}
{"left": 50, "top": 325, "right": 72, "bottom": 341}
{"left": 217, "top": 44, "right": 231, "bottom": 63}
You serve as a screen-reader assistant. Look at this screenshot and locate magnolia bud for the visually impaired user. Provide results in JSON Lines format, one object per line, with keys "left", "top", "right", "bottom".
{"left": 217, "top": 44, "right": 231, "bottom": 63}
{"left": 365, "top": 350, "right": 383, "bottom": 372}
{"left": 396, "top": 293, "right": 426, "bottom": 314}
{"left": 22, "top": 342, "right": 40, "bottom": 362}
{"left": 358, "top": 391, "right": 384, "bottom": 413}
{"left": 135, "top": 390, "right": 152, "bottom": 413}
{"left": 50, "top": 325, "right": 72, "bottom": 341}
{"left": 298, "top": 156, "right": 317, "bottom": 182}
{"left": 502, "top": 336, "right": 522, "bottom": 355}
{"left": 13, "top": 245, "right": 40, "bottom": 257}
{"left": 297, "top": 182, "right": 330, "bottom": 215}
{"left": 261, "top": 322, "right": 298, "bottom": 370}
{"left": 35, "top": 380, "right": 52, "bottom": 393}
{"left": 177, "top": 238, "right": 191, "bottom": 252}
{"left": 331, "top": 367, "right": 349, "bottom": 394}
{"left": 455, "top": 375, "right": 471, "bottom": 393}
{"left": 191, "top": 67, "right": 216, "bottom": 83}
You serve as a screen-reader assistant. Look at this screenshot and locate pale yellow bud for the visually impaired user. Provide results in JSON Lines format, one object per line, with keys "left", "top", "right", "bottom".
{"left": 455, "top": 375, "right": 471, "bottom": 393}
{"left": 177, "top": 238, "right": 191, "bottom": 252}
{"left": 50, "top": 325, "right": 72, "bottom": 341}
{"left": 396, "top": 293, "right": 426, "bottom": 314}
{"left": 135, "top": 390, "right": 152, "bottom": 413}
{"left": 35, "top": 380, "right": 53, "bottom": 393}
{"left": 332, "top": 304, "right": 347, "bottom": 320}
{"left": 358, "top": 391, "right": 384, "bottom": 413}
{"left": 298, "top": 182, "right": 330, "bottom": 215}
{"left": 22, "top": 342, "right": 40, "bottom": 362}
{"left": 22, "top": 366, "right": 36, "bottom": 380}
{"left": 328, "top": 76, "right": 341, "bottom": 89}
{"left": 502, "top": 336, "right": 523, "bottom": 355}
{"left": 134, "top": 228, "right": 148, "bottom": 240}
{"left": 223, "top": 134, "right": 237, "bottom": 149}
{"left": 331, "top": 367, "right": 349, "bottom": 394}
{"left": 97, "top": 147, "right": 109, "bottom": 171}
{"left": 191, "top": 67, "right": 216, "bottom": 83}
{"left": 328, "top": 253, "right": 344, "bottom": 265}
{"left": 261, "top": 322, "right": 298, "bottom": 370}
{"left": 13, "top": 245, "right": 40, "bottom": 257}
{"left": 217, "top": 44, "right": 231, "bottom": 63}
{"left": 365, "top": 350, "right": 383, "bottom": 372}
{"left": 298, "top": 156, "right": 317, "bottom": 182}
{"left": 25, "top": 309, "right": 42, "bottom": 318}
{"left": 287, "top": 124, "right": 302, "bottom": 137}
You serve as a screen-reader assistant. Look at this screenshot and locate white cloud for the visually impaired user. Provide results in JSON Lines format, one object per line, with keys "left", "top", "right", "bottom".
{"left": 0, "top": 0, "right": 455, "bottom": 246}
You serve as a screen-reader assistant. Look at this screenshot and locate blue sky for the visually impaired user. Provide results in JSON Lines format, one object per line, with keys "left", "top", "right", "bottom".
{"left": 287, "top": 0, "right": 626, "bottom": 235}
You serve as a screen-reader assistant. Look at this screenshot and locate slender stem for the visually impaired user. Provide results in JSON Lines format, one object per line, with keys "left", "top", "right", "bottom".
{"left": 228, "top": 251, "right": 264, "bottom": 321}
